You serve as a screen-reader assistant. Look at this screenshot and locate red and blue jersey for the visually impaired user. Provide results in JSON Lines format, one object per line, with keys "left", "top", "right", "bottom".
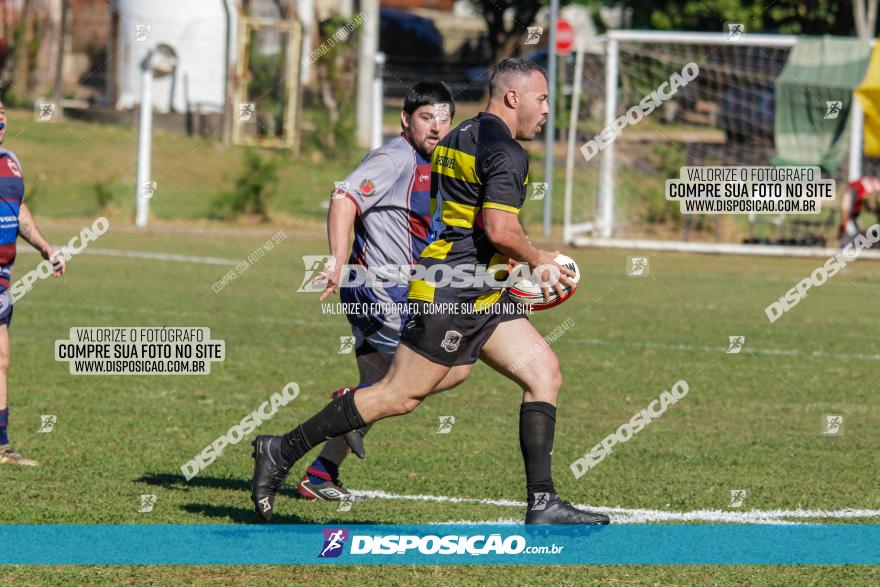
{"left": 0, "top": 149, "right": 24, "bottom": 290}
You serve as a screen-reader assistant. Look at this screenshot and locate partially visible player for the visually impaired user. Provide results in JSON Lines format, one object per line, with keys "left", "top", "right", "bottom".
{"left": 296, "top": 81, "right": 465, "bottom": 501}
{"left": 0, "top": 100, "right": 66, "bottom": 466}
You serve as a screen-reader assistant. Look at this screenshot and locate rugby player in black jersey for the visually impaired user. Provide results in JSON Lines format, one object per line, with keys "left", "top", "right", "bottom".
{"left": 250, "top": 58, "right": 609, "bottom": 525}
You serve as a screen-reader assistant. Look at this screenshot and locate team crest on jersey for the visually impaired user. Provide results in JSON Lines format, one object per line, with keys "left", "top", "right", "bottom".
{"left": 359, "top": 179, "right": 375, "bottom": 196}
{"left": 6, "top": 158, "right": 21, "bottom": 177}
{"left": 441, "top": 330, "right": 462, "bottom": 352}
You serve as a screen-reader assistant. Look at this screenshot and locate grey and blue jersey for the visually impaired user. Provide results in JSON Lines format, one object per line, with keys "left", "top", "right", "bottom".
{"left": 333, "top": 134, "right": 441, "bottom": 360}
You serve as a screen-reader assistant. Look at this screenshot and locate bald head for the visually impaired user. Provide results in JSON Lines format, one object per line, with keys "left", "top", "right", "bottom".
{"left": 489, "top": 58, "right": 547, "bottom": 99}
{"left": 485, "top": 58, "right": 549, "bottom": 141}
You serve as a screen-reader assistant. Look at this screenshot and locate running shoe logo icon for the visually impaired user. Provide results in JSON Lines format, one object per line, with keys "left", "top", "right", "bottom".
{"left": 823, "top": 415, "right": 844, "bottom": 435}
{"left": 437, "top": 416, "right": 456, "bottom": 433}
{"left": 531, "top": 492, "right": 550, "bottom": 511}
{"left": 726, "top": 336, "right": 745, "bottom": 354}
{"left": 319, "top": 529, "right": 349, "bottom": 558}
{"left": 38, "top": 415, "right": 57, "bottom": 433}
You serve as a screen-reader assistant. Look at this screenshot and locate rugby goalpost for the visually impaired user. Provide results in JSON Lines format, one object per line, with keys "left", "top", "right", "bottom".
{"left": 562, "top": 29, "right": 880, "bottom": 258}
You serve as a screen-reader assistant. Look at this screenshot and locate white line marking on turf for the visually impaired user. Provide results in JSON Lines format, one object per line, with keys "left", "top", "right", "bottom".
{"left": 351, "top": 489, "right": 880, "bottom": 525}
{"left": 20, "top": 246, "right": 237, "bottom": 266}
{"left": 440, "top": 517, "right": 802, "bottom": 525}
{"left": 571, "top": 337, "right": 880, "bottom": 362}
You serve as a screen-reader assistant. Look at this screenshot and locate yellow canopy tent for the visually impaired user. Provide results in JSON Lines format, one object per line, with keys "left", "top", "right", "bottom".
{"left": 856, "top": 45, "right": 880, "bottom": 158}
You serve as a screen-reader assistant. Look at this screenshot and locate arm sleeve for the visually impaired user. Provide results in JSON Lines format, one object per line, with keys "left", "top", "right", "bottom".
{"left": 332, "top": 151, "right": 399, "bottom": 214}
{"left": 480, "top": 148, "right": 527, "bottom": 215}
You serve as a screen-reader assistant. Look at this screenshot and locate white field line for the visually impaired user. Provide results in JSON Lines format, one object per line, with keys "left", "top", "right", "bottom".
{"left": 351, "top": 489, "right": 880, "bottom": 525}
{"left": 571, "top": 237, "right": 880, "bottom": 260}
{"left": 570, "top": 337, "right": 880, "bottom": 362}
{"left": 439, "top": 517, "right": 801, "bottom": 525}
{"left": 20, "top": 246, "right": 237, "bottom": 266}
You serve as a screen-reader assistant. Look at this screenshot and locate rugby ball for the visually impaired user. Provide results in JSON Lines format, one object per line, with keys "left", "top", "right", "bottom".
{"left": 508, "top": 254, "right": 580, "bottom": 311}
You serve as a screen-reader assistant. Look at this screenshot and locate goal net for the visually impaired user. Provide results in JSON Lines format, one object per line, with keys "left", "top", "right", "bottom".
{"left": 563, "top": 31, "right": 872, "bottom": 254}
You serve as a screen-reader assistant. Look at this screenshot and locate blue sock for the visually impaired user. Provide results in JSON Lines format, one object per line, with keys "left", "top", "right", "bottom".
{"left": 0, "top": 407, "right": 8, "bottom": 445}
{"left": 306, "top": 456, "right": 340, "bottom": 484}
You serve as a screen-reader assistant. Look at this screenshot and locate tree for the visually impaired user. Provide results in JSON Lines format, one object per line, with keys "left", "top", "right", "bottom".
{"left": 1, "top": 0, "right": 36, "bottom": 99}
{"left": 572, "top": 0, "right": 860, "bottom": 36}
{"left": 471, "top": 0, "right": 552, "bottom": 65}
{"left": 854, "top": 0, "right": 879, "bottom": 39}
{"left": 1, "top": 0, "right": 71, "bottom": 103}
{"left": 471, "top": 0, "right": 869, "bottom": 69}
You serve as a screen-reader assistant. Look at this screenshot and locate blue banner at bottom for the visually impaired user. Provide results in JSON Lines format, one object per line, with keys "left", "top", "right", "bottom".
{"left": 1, "top": 524, "right": 877, "bottom": 565}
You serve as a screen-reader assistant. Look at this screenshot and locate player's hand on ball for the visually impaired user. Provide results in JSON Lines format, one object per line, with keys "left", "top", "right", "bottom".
{"left": 47, "top": 248, "right": 66, "bottom": 277}
{"left": 529, "top": 250, "right": 576, "bottom": 302}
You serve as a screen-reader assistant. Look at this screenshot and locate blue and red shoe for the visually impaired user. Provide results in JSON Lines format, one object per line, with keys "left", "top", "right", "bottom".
{"left": 297, "top": 461, "right": 365, "bottom": 502}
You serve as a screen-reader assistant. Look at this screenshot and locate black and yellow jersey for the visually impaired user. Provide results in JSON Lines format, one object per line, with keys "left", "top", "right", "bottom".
{"left": 408, "top": 112, "right": 529, "bottom": 310}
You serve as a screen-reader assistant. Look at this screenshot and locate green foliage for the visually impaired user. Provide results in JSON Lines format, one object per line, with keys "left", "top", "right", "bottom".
{"left": 0, "top": 91, "right": 32, "bottom": 108}
{"left": 470, "top": 0, "right": 548, "bottom": 62}
{"left": 636, "top": 142, "right": 685, "bottom": 226}
{"left": 572, "top": 0, "right": 855, "bottom": 35}
{"left": 93, "top": 179, "right": 116, "bottom": 213}
{"left": 211, "top": 148, "right": 280, "bottom": 221}
{"left": 302, "top": 17, "right": 358, "bottom": 157}
{"left": 247, "top": 50, "right": 286, "bottom": 138}
{"left": 301, "top": 103, "right": 356, "bottom": 158}
{"left": 26, "top": 17, "right": 40, "bottom": 76}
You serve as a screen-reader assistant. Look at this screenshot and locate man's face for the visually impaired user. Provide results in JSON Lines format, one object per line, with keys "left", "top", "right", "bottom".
{"left": 0, "top": 102, "right": 7, "bottom": 144}
{"left": 403, "top": 102, "right": 452, "bottom": 157}
{"left": 514, "top": 71, "right": 549, "bottom": 141}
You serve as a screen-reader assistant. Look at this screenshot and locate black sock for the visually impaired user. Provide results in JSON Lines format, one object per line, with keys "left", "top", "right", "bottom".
{"left": 280, "top": 391, "right": 366, "bottom": 463}
{"left": 519, "top": 401, "right": 557, "bottom": 504}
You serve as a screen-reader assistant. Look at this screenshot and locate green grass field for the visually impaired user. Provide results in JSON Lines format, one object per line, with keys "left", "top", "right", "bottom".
{"left": 0, "top": 223, "right": 877, "bottom": 584}
{"left": 4, "top": 108, "right": 362, "bottom": 222}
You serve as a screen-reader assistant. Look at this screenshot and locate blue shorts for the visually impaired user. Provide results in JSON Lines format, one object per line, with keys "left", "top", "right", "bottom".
{"left": 0, "top": 289, "right": 12, "bottom": 327}
{"left": 351, "top": 318, "right": 402, "bottom": 363}
{"left": 342, "top": 283, "right": 408, "bottom": 363}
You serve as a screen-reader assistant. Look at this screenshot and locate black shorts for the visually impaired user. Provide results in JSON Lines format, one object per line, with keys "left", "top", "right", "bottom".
{"left": 399, "top": 291, "right": 528, "bottom": 367}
